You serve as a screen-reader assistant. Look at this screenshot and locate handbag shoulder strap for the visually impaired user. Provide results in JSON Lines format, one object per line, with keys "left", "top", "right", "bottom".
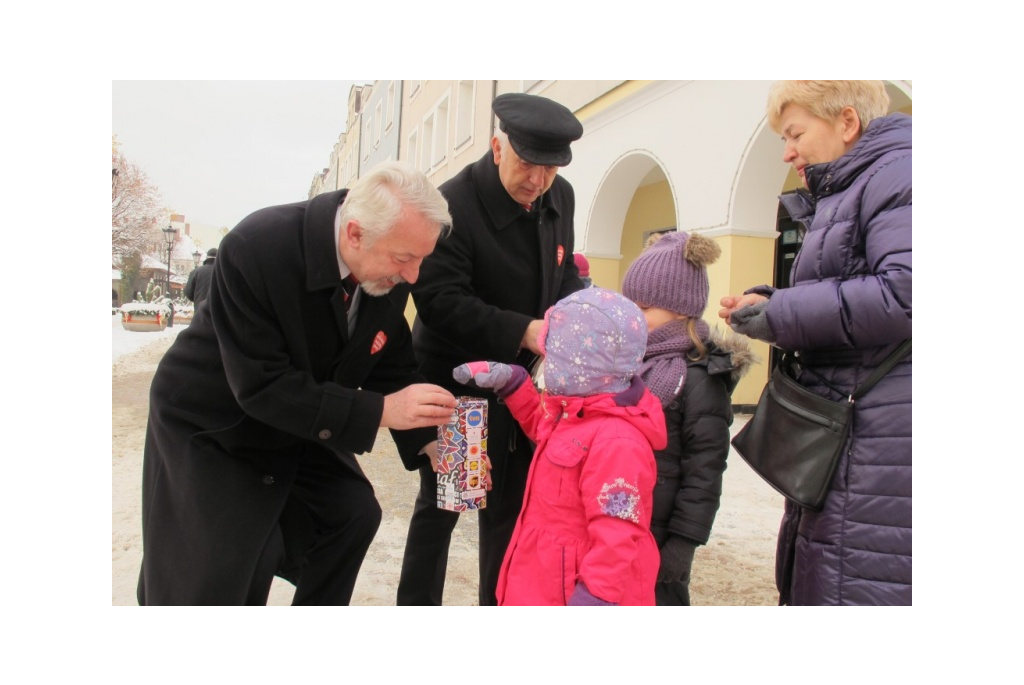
{"left": 783, "top": 339, "right": 912, "bottom": 404}
{"left": 850, "top": 338, "right": 911, "bottom": 402}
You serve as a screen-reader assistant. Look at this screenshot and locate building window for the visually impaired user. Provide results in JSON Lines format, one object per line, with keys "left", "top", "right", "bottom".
{"left": 407, "top": 129, "right": 419, "bottom": 172}
{"left": 342, "top": 149, "right": 354, "bottom": 187}
{"left": 642, "top": 227, "right": 676, "bottom": 249}
{"left": 374, "top": 102, "right": 382, "bottom": 147}
{"left": 385, "top": 82, "right": 395, "bottom": 132}
{"left": 455, "top": 81, "right": 474, "bottom": 147}
{"left": 421, "top": 114, "right": 434, "bottom": 172}
{"left": 408, "top": 80, "right": 421, "bottom": 99}
{"left": 363, "top": 117, "right": 372, "bottom": 160}
{"left": 432, "top": 95, "right": 449, "bottom": 168}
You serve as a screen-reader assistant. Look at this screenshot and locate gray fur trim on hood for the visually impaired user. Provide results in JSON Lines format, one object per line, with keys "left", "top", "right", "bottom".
{"left": 705, "top": 326, "right": 758, "bottom": 385}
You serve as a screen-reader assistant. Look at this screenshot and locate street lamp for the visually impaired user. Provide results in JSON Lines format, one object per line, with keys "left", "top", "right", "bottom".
{"left": 162, "top": 225, "right": 178, "bottom": 294}
{"left": 193, "top": 250, "right": 203, "bottom": 269}
{"left": 162, "top": 226, "right": 178, "bottom": 329}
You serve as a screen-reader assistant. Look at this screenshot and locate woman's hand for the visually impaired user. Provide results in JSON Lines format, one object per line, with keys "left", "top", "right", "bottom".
{"left": 718, "top": 293, "right": 768, "bottom": 324}
{"left": 728, "top": 300, "right": 776, "bottom": 343}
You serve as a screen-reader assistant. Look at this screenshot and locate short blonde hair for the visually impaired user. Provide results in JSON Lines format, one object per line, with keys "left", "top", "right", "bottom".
{"left": 766, "top": 81, "right": 890, "bottom": 134}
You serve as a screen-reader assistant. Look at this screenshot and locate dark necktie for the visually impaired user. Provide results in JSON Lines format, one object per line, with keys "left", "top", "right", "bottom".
{"left": 342, "top": 274, "right": 359, "bottom": 313}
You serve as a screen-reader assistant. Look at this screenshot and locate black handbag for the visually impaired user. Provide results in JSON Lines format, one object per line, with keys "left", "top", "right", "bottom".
{"left": 731, "top": 339, "right": 911, "bottom": 511}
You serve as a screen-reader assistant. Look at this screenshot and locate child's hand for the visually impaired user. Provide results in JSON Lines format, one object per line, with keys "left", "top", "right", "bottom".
{"left": 452, "top": 361, "right": 528, "bottom": 398}
{"left": 483, "top": 454, "right": 493, "bottom": 491}
{"left": 453, "top": 361, "right": 513, "bottom": 389}
{"left": 567, "top": 581, "right": 617, "bottom": 606}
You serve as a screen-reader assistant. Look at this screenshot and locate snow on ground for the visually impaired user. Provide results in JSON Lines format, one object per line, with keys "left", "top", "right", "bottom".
{"left": 112, "top": 311, "right": 184, "bottom": 363}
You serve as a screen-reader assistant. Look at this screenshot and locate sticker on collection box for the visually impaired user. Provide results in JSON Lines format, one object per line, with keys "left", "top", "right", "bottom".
{"left": 436, "top": 396, "right": 488, "bottom": 511}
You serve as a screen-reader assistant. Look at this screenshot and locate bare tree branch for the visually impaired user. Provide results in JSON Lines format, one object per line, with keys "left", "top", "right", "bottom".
{"left": 112, "top": 136, "right": 165, "bottom": 265}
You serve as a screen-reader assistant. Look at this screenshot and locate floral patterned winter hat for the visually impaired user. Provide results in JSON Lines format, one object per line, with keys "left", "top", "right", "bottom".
{"left": 537, "top": 287, "right": 648, "bottom": 397}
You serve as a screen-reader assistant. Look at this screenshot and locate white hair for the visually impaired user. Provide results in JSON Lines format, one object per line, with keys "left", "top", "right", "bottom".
{"left": 492, "top": 128, "right": 511, "bottom": 155}
{"left": 339, "top": 161, "right": 452, "bottom": 243}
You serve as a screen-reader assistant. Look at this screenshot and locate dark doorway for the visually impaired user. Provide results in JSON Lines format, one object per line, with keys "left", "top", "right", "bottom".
{"left": 770, "top": 193, "right": 804, "bottom": 370}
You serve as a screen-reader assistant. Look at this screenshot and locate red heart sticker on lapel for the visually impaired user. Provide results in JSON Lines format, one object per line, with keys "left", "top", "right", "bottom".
{"left": 557, "top": 245, "right": 565, "bottom": 266}
{"left": 371, "top": 331, "right": 387, "bottom": 355}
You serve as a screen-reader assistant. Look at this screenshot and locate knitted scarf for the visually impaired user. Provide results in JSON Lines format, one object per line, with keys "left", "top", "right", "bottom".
{"left": 639, "top": 318, "right": 710, "bottom": 405}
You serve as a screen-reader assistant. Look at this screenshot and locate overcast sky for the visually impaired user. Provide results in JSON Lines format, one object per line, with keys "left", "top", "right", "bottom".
{"left": 112, "top": 81, "right": 371, "bottom": 231}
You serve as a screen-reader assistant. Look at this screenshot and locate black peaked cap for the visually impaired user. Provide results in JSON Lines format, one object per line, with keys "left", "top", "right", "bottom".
{"left": 492, "top": 93, "right": 583, "bottom": 167}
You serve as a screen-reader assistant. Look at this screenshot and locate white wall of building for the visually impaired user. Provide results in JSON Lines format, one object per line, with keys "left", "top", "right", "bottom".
{"left": 562, "top": 80, "right": 781, "bottom": 257}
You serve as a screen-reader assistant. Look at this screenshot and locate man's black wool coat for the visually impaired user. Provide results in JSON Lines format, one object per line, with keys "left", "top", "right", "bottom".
{"left": 138, "top": 189, "right": 433, "bottom": 605}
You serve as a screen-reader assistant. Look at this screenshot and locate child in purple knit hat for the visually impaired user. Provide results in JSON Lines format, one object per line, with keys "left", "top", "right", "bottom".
{"left": 622, "top": 231, "right": 755, "bottom": 605}
{"left": 453, "top": 287, "right": 667, "bottom": 605}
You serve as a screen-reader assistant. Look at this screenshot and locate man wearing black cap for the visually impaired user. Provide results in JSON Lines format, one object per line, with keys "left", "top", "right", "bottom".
{"left": 183, "top": 247, "right": 218, "bottom": 308}
{"left": 397, "top": 92, "right": 586, "bottom": 605}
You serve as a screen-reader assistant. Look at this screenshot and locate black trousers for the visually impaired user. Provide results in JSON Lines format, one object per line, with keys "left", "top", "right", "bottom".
{"left": 248, "top": 452, "right": 382, "bottom": 606}
{"left": 396, "top": 415, "right": 532, "bottom": 606}
{"left": 655, "top": 580, "right": 692, "bottom": 606}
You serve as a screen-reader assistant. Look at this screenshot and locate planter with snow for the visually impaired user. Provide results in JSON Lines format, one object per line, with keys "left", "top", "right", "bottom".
{"left": 174, "top": 305, "right": 194, "bottom": 325}
{"left": 120, "top": 302, "right": 171, "bottom": 332}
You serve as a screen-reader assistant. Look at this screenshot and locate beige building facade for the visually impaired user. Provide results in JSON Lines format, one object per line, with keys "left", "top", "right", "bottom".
{"left": 397, "top": 80, "right": 497, "bottom": 187}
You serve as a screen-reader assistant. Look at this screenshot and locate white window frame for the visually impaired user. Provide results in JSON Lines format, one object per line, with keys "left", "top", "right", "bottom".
{"left": 385, "top": 82, "right": 396, "bottom": 132}
{"left": 407, "top": 128, "right": 419, "bottom": 173}
{"left": 374, "top": 102, "right": 382, "bottom": 148}
{"left": 522, "top": 80, "right": 551, "bottom": 94}
{"left": 420, "top": 113, "right": 434, "bottom": 172}
{"left": 363, "top": 117, "right": 372, "bottom": 161}
{"left": 431, "top": 94, "right": 449, "bottom": 168}
{"left": 341, "top": 149, "right": 353, "bottom": 187}
{"left": 455, "top": 81, "right": 475, "bottom": 149}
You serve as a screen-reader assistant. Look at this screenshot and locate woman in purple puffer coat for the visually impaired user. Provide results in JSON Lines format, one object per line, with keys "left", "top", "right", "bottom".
{"left": 720, "top": 81, "right": 911, "bottom": 605}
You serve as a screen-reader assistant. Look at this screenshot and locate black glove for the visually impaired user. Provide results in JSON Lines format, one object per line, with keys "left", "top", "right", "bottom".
{"left": 657, "top": 536, "right": 697, "bottom": 584}
{"left": 729, "top": 300, "right": 776, "bottom": 343}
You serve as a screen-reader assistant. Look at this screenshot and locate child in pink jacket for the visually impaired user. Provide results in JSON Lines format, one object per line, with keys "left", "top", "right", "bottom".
{"left": 454, "top": 287, "right": 667, "bottom": 605}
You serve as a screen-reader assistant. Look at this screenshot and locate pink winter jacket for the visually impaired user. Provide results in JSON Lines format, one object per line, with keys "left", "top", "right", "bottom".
{"left": 496, "top": 377, "right": 668, "bottom": 606}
